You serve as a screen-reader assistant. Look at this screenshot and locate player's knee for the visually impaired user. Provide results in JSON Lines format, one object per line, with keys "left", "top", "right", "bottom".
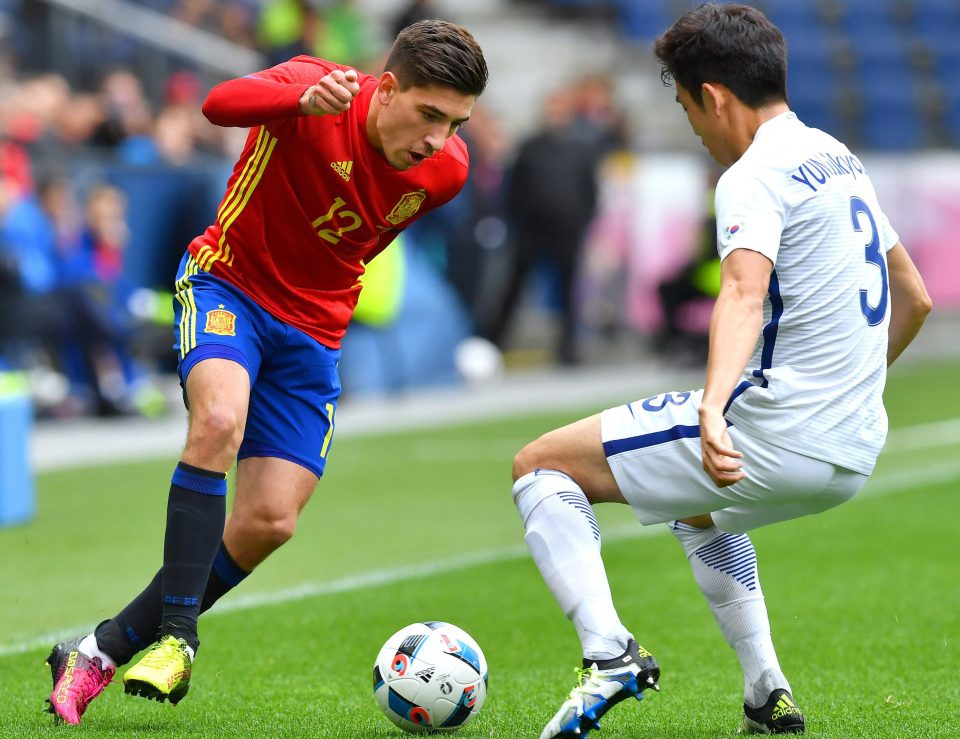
{"left": 512, "top": 437, "right": 549, "bottom": 482}
{"left": 189, "top": 404, "right": 245, "bottom": 456}
{"left": 253, "top": 511, "right": 298, "bottom": 551}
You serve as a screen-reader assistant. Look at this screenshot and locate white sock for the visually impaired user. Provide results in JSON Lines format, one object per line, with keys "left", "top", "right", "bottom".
{"left": 670, "top": 521, "right": 789, "bottom": 707}
{"left": 513, "top": 470, "right": 632, "bottom": 661}
{"left": 80, "top": 633, "right": 117, "bottom": 669}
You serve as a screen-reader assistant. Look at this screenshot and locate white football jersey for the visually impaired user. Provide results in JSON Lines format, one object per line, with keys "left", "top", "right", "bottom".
{"left": 715, "top": 111, "right": 898, "bottom": 475}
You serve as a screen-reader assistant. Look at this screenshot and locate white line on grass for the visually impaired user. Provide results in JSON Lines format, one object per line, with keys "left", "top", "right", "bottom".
{"left": 0, "top": 522, "right": 657, "bottom": 659}
{"left": 397, "top": 418, "right": 960, "bottom": 465}
{"left": 4, "top": 447, "right": 959, "bottom": 660}
{"left": 883, "top": 418, "right": 960, "bottom": 453}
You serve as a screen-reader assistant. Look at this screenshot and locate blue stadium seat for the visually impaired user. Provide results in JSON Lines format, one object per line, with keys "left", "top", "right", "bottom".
{"left": 917, "top": 23, "right": 960, "bottom": 82}
{"left": 834, "top": 0, "right": 903, "bottom": 26}
{"left": 788, "top": 53, "right": 843, "bottom": 133}
{"left": 856, "top": 55, "right": 916, "bottom": 93}
{"left": 847, "top": 22, "right": 910, "bottom": 64}
{"left": 935, "top": 61, "right": 960, "bottom": 96}
{"left": 764, "top": 0, "right": 822, "bottom": 31}
{"left": 860, "top": 110, "right": 925, "bottom": 150}
{"left": 913, "top": 0, "right": 960, "bottom": 32}
{"left": 785, "top": 28, "right": 838, "bottom": 64}
{"left": 545, "top": 0, "right": 607, "bottom": 6}
{"left": 942, "top": 86, "right": 960, "bottom": 147}
{"left": 858, "top": 82, "right": 926, "bottom": 150}
{"left": 612, "top": 0, "right": 669, "bottom": 42}
{"left": 791, "top": 95, "right": 844, "bottom": 136}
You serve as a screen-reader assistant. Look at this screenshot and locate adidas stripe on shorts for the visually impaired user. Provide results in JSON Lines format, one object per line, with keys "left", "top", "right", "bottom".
{"left": 600, "top": 389, "right": 868, "bottom": 534}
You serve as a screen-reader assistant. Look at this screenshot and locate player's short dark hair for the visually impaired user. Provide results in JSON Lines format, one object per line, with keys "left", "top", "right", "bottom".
{"left": 654, "top": 3, "right": 786, "bottom": 108}
{"left": 385, "top": 19, "right": 488, "bottom": 97}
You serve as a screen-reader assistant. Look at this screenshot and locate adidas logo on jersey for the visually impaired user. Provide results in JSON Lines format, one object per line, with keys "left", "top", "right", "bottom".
{"left": 331, "top": 160, "right": 353, "bottom": 181}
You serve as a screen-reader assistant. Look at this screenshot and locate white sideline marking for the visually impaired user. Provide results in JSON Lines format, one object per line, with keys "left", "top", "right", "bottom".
{"left": 883, "top": 418, "right": 960, "bottom": 453}
{"left": 400, "top": 418, "right": 960, "bottom": 464}
{"left": 0, "top": 523, "right": 654, "bottom": 659}
{"left": 4, "top": 420, "right": 958, "bottom": 660}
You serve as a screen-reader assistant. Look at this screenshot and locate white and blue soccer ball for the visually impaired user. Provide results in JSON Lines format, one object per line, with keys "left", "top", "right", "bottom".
{"left": 373, "top": 621, "right": 488, "bottom": 733}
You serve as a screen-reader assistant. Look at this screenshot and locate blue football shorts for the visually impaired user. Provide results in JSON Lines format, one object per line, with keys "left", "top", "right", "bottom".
{"left": 172, "top": 252, "right": 340, "bottom": 478}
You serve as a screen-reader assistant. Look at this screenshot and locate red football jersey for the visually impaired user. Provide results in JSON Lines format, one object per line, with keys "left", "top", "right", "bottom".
{"left": 191, "top": 56, "right": 469, "bottom": 348}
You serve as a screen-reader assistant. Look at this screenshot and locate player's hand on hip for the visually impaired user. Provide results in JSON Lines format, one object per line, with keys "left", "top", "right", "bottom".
{"left": 299, "top": 69, "right": 360, "bottom": 116}
{"left": 699, "top": 408, "right": 745, "bottom": 488}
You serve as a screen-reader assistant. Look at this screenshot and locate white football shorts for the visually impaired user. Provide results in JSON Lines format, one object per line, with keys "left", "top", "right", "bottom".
{"left": 600, "top": 389, "right": 868, "bottom": 534}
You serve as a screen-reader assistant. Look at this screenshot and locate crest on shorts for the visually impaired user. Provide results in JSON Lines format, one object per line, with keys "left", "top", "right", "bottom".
{"left": 204, "top": 304, "right": 236, "bottom": 336}
{"left": 386, "top": 190, "right": 426, "bottom": 225}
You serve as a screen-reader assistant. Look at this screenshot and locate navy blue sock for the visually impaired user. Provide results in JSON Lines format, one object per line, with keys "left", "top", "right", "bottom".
{"left": 200, "top": 541, "right": 250, "bottom": 611}
{"left": 160, "top": 462, "right": 227, "bottom": 652}
{"left": 95, "top": 571, "right": 162, "bottom": 665}
{"left": 96, "top": 539, "right": 250, "bottom": 665}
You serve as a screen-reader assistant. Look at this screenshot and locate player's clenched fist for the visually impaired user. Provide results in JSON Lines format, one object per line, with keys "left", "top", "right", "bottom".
{"left": 299, "top": 69, "right": 360, "bottom": 116}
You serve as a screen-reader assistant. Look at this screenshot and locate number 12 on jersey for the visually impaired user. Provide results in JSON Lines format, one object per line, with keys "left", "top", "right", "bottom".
{"left": 313, "top": 196, "right": 363, "bottom": 244}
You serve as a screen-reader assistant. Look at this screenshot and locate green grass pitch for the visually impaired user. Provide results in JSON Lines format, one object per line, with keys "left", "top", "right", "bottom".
{"left": 2, "top": 359, "right": 959, "bottom": 737}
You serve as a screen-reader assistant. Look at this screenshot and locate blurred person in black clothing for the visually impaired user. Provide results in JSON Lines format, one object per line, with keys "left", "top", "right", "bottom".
{"left": 391, "top": 0, "right": 440, "bottom": 37}
{"left": 481, "top": 89, "right": 599, "bottom": 365}
{"left": 571, "top": 72, "right": 630, "bottom": 157}
{"left": 655, "top": 211, "right": 720, "bottom": 363}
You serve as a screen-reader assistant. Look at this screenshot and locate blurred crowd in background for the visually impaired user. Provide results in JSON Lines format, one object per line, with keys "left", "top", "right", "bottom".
{"left": 2, "top": 0, "right": 957, "bottom": 419}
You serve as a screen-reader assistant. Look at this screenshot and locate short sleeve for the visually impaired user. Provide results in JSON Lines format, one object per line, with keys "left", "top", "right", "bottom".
{"left": 876, "top": 207, "right": 900, "bottom": 253}
{"left": 714, "top": 170, "right": 786, "bottom": 264}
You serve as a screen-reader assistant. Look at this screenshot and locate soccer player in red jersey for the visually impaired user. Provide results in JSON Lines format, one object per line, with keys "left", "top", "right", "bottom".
{"left": 45, "top": 20, "right": 487, "bottom": 724}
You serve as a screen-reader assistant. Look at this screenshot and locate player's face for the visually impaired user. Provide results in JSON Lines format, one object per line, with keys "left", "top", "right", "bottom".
{"left": 675, "top": 83, "right": 730, "bottom": 166}
{"left": 372, "top": 75, "right": 475, "bottom": 170}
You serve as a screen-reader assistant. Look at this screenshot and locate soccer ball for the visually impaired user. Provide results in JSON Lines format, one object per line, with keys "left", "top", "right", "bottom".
{"left": 373, "top": 621, "right": 487, "bottom": 733}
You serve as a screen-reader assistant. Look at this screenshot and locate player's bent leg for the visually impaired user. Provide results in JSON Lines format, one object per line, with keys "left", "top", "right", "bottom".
{"left": 669, "top": 521, "right": 803, "bottom": 732}
{"left": 711, "top": 463, "right": 867, "bottom": 533}
{"left": 223, "top": 456, "right": 319, "bottom": 570}
{"left": 122, "top": 458, "right": 318, "bottom": 705}
{"left": 513, "top": 414, "right": 625, "bottom": 504}
{"left": 123, "top": 459, "right": 319, "bottom": 704}
{"left": 122, "top": 358, "right": 248, "bottom": 706}
{"left": 513, "top": 416, "right": 659, "bottom": 737}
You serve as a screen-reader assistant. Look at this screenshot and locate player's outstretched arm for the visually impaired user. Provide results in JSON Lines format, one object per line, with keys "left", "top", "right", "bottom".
{"left": 886, "top": 242, "right": 932, "bottom": 366}
{"left": 201, "top": 66, "right": 359, "bottom": 127}
{"left": 700, "top": 248, "right": 772, "bottom": 487}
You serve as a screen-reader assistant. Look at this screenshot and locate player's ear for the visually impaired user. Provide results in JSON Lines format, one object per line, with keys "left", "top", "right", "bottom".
{"left": 377, "top": 71, "right": 399, "bottom": 105}
{"left": 702, "top": 83, "right": 725, "bottom": 117}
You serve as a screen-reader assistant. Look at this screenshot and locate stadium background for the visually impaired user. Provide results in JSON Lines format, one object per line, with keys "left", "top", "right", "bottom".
{"left": 3, "top": 0, "right": 958, "bottom": 399}
{"left": 1, "top": 1, "right": 959, "bottom": 736}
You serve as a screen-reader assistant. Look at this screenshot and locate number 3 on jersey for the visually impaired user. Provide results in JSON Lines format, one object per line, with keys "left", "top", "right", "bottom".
{"left": 850, "top": 196, "right": 888, "bottom": 326}
{"left": 313, "top": 196, "right": 362, "bottom": 244}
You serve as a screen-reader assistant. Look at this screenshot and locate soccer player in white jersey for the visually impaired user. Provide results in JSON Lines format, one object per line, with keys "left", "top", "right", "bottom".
{"left": 513, "top": 4, "right": 932, "bottom": 737}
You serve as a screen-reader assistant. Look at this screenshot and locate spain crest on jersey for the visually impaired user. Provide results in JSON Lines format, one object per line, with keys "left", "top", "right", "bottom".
{"left": 386, "top": 190, "right": 426, "bottom": 225}
{"left": 204, "top": 304, "right": 237, "bottom": 336}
